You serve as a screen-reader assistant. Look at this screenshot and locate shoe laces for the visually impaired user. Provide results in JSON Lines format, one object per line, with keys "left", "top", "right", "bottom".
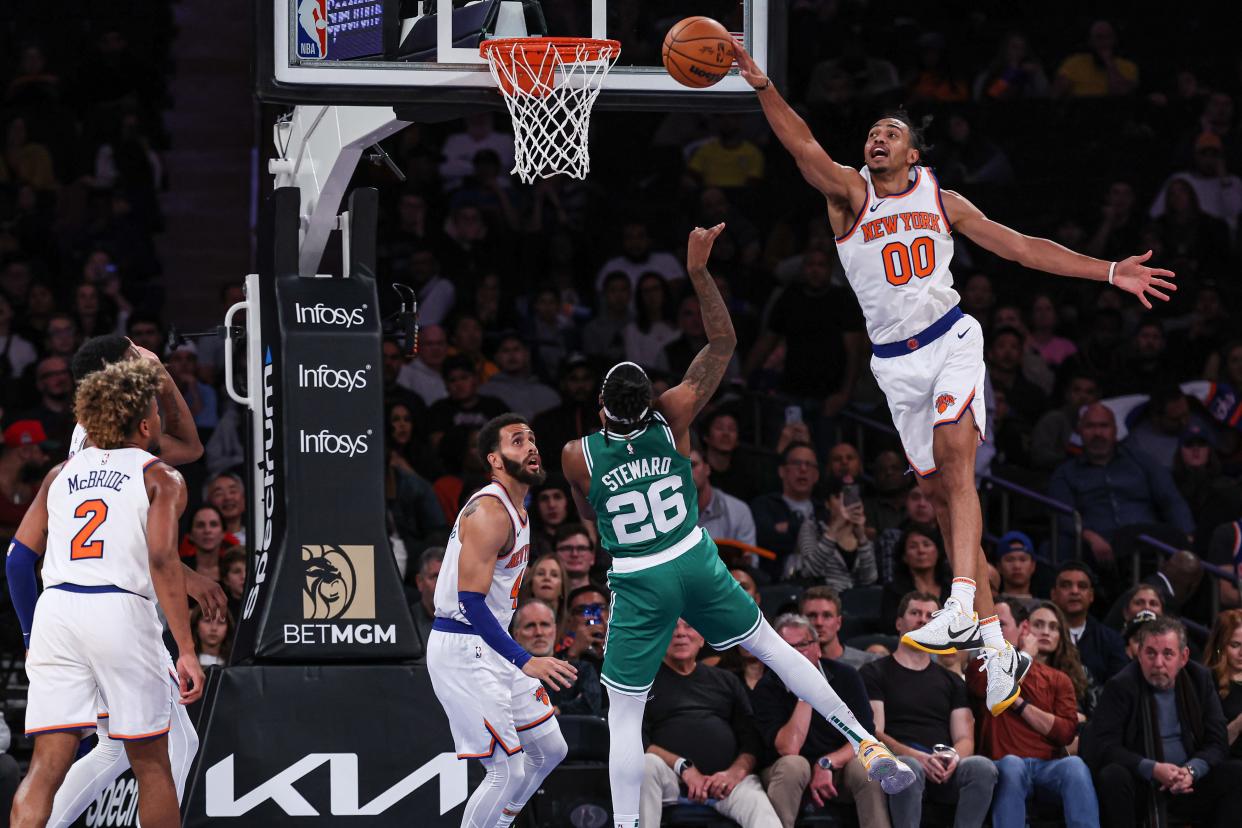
{"left": 975, "top": 643, "right": 1012, "bottom": 674}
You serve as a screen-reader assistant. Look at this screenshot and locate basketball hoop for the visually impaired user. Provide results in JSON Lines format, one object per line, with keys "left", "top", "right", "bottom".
{"left": 480, "top": 37, "right": 621, "bottom": 183}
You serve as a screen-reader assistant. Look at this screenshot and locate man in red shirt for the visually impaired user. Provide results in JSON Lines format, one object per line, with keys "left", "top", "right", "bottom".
{"left": 967, "top": 598, "right": 1099, "bottom": 827}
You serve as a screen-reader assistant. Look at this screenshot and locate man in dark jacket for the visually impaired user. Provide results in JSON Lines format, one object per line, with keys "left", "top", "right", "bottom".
{"left": 1082, "top": 617, "right": 1242, "bottom": 828}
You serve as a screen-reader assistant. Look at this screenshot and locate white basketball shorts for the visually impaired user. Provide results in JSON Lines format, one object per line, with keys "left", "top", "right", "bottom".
{"left": 26, "top": 588, "right": 174, "bottom": 741}
{"left": 870, "top": 312, "right": 988, "bottom": 477}
{"left": 426, "top": 628, "right": 558, "bottom": 759}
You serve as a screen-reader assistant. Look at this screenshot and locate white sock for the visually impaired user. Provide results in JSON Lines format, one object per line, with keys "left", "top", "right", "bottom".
{"left": 502, "top": 726, "right": 568, "bottom": 820}
{"left": 948, "top": 577, "right": 976, "bottom": 614}
{"left": 979, "top": 615, "right": 1005, "bottom": 650}
{"left": 741, "top": 619, "right": 875, "bottom": 750}
{"left": 606, "top": 687, "right": 648, "bottom": 826}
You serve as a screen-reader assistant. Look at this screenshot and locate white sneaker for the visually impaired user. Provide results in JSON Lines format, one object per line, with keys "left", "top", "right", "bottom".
{"left": 977, "top": 643, "right": 1031, "bottom": 715}
{"left": 859, "top": 739, "right": 917, "bottom": 795}
{"left": 899, "top": 603, "right": 984, "bottom": 654}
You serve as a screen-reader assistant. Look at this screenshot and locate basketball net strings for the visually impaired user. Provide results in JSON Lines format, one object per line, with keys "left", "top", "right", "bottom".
{"left": 485, "top": 42, "right": 618, "bottom": 183}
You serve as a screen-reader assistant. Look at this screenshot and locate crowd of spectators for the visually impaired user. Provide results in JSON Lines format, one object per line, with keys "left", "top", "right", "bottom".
{"left": 3, "top": 3, "right": 1242, "bottom": 826}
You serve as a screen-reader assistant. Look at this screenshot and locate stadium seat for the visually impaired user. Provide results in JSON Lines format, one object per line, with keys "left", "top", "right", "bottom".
{"left": 840, "top": 586, "right": 883, "bottom": 631}
{"left": 661, "top": 803, "right": 741, "bottom": 826}
{"left": 759, "top": 582, "right": 804, "bottom": 618}
{"left": 557, "top": 714, "right": 609, "bottom": 762}
{"left": 844, "top": 633, "right": 898, "bottom": 654}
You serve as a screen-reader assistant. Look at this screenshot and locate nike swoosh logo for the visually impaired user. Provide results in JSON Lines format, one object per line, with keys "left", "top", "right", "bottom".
{"left": 869, "top": 200, "right": 887, "bottom": 212}
{"left": 957, "top": 330, "right": 967, "bottom": 339}
{"left": 947, "top": 623, "right": 975, "bottom": 638}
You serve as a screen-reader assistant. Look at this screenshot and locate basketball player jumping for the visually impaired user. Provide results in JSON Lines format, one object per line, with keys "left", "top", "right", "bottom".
{"left": 427, "top": 413, "right": 577, "bottom": 828}
{"left": 733, "top": 42, "right": 1176, "bottom": 714}
{"left": 563, "top": 225, "right": 915, "bottom": 828}
{"left": 9, "top": 359, "right": 203, "bottom": 828}
{"left": 15, "top": 334, "right": 224, "bottom": 828}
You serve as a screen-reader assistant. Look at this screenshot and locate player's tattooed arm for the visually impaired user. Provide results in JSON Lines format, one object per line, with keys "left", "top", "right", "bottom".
{"left": 456, "top": 496, "right": 514, "bottom": 593}
{"left": 129, "top": 340, "right": 204, "bottom": 464}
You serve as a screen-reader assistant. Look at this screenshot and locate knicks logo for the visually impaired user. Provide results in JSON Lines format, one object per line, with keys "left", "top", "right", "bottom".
{"left": 302, "top": 545, "right": 376, "bottom": 620}
{"left": 534, "top": 687, "right": 550, "bottom": 707}
{"left": 935, "top": 394, "right": 956, "bottom": 415}
{"left": 504, "top": 544, "right": 530, "bottom": 569}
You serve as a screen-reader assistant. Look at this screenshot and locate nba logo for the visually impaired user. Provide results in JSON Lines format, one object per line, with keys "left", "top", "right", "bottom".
{"left": 296, "top": 0, "right": 328, "bottom": 59}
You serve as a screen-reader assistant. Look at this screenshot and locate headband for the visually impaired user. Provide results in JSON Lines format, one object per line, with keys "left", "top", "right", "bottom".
{"left": 601, "top": 361, "right": 650, "bottom": 425}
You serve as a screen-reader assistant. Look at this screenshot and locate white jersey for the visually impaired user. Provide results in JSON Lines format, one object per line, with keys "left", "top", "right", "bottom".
{"left": 44, "top": 446, "right": 161, "bottom": 601}
{"left": 434, "top": 480, "right": 531, "bottom": 631}
{"left": 836, "top": 165, "right": 960, "bottom": 344}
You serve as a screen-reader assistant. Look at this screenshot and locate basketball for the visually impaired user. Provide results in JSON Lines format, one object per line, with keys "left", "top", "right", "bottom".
{"left": 662, "top": 17, "right": 735, "bottom": 89}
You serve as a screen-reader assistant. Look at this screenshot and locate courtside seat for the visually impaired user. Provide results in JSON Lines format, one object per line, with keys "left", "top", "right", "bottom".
{"left": 661, "top": 803, "right": 741, "bottom": 826}
{"left": 839, "top": 585, "right": 883, "bottom": 634}
{"left": 758, "top": 582, "right": 804, "bottom": 619}
{"left": 529, "top": 715, "right": 610, "bottom": 827}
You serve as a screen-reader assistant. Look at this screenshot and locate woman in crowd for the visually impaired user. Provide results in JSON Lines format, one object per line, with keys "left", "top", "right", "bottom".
{"left": 1204, "top": 609, "right": 1242, "bottom": 759}
{"left": 1027, "top": 602, "right": 1091, "bottom": 716}
{"left": 179, "top": 505, "right": 236, "bottom": 579}
{"left": 879, "top": 528, "right": 952, "bottom": 631}
{"left": 788, "top": 476, "right": 878, "bottom": 591}
{"left": 192, "top": 606, "right": 234, "bottom": 668}
{"left": 1026, "top": 293, "right": 1077, "bottom": 367}
{"left": 623, "top": 272, "right": 678, "bottom": 370}
{"left": 520, "top": 553, "right": 569, "bottom": 623}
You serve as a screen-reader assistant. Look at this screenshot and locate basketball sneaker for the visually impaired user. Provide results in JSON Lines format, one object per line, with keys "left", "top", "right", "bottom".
{"left": 859, "top": 739, "right": 916, "bottom": 794}
{"left": 978, "top": 642, "right": 1032, "bottom": 715}
{"left": 899, "top": 602, "right": 984, "bottom": 654}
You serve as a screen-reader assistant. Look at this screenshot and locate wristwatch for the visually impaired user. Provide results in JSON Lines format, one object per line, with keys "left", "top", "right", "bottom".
{"left": 675, "top": 758, "right": 695, "bottom": 778}
{"left": 1184, "top": 764, "right": 1198, "bottom": 781}
{"left": 817, "top": 756, "right": 834, "bottom": 772}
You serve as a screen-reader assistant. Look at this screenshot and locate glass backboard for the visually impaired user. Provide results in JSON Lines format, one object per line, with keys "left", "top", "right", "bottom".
{"left": 259, "top": 0, "right": 784, "bottom": 112}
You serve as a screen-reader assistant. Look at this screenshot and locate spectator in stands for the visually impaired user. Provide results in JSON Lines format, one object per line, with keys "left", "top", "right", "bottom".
{"left": 15, "top": 355, "right": 74, "bottom": 452}
{"left": 876, "top": 486, "right": 940, "bottom": 584}
{"left": 1203, "top": 610, "right": 1242, "bottom": 758}
{"left": 165, "top": 343, "right": 217, "bottom": 432}
{"left": 206, "top": 471, "right": 246, "bottom": 545}
{"left": 935, "top": 114, "right": 1013, "bottom": 188}
{"left": 1086, "top": 181, "right": 1145, "bottom": 262}
{"left": 386, "top": 439, "right": 445, "bottom": 555}
{"left": 959, "top": 274, "right": 996, "bottom": 333}
{"left": 824, "top": 442, "right": 862, "bottom": 483}
{"left": 752, "top": 442, "right": 827, "bottom": 576}
{"left": 382, "top": 340, "right": 428, "bottom": 424}
{"left": 521, "top": 554, "right": 569, "bottom": 622}
{"left": 806, "top": 30, "right": 900, "bottom": 100}
{"left": 987, "top": 326, "right": 1048, "bottom": 425}
{"left": 1082, "top": 618, "right": 1242, "bottom": 828}
{"left": 968, "top": 599, "right": 1098, "bottom": 828}
{"left": 640, "top": 619, "right": 780, "bottom": 827}
{"left": 0, "top": 292, "right": 36, "bottom": 385}
{"left": 191, "top": 606, "right": 233, "bottom": 668}
{"left": 752, "top": 614, "right": 888, "bottom": 828}
{"left": 409, "top": 546, "right": 443, "bottom": 660}
{"left": 1149, "top": 178, "right": 1231, "bottom": 279}
{"left": 557, "top": 584, "right": 609, "bottom": 666}
{"left": 862, "top": 592, "right": 998, "bottom": 828}
{"left": 595, "top": 220, "right": 684, "bottom": 292}
{"left": 438, "top": 112, "right": 514, "bottom": 191}
{"left": 448, "top": 313, "right": 497, "bottom": 382}
{"left": 513, "top": 600, "right": 604, "bottom": 716}
{"left": 408, "top": 249, "right": 456, "bottom": 329}
{"left": 1208, "top": 520, "right": 1242, "bottom": 610}
{"left": 691, "top": 443, "right": 756, "bottom": 547}
{"left": 995, "top": 531, "right": 1040, "bottom": 612}
{"left": 0, "top": 419, "right": 50, "bottom": 535}
{"left": 582, "top": 271, "right": 633, "bottom": 363}
{"left": 1126, "top": 388, "right": 1198, "bottom": 475}
{"left": 973, "top": 32, "right": 1049, "bottom": 101}
{"left": 1150, "top": 131, "right": 1242, "bottom": 237}
{"left": 530, "top": 477, "right": 575, "bottom": 559}
{"left": 799, "top": 587, "right": 880, "bottom": 671}
{"left": 686, "top": 114, "right": 765, "bottom": 190}
{"left": 700, "top": 408, "right": 772, "bottom": 504}
{"left": 0, "top": 116, "right": 56, "bottom": 191}
{"left": 1174, "top": 426, "right": 1240, "bottom": 534}
{"left": 530, "top": 355, "right": 597, "bottom": 476}
{"left": 1169, "top": 283, "right": 1231, "bottom": 379}
{"left": 1053, "top": 20, "right": 1139, "bottom": 98}
{"left": 880, "top": 529, "right": 952, "bottom": 632}
{"left": 1118, "top": 584, "right": 1166, "bottom": 627}
{"left": 555, "top": 523, "right": 596, "bottom": 593}
{"left": 1048, "top": 403, "right": 1194, "bottom": 567}
{"left": 426, "top": 354, "right": 507, "bottom": 447}
{"left": 1122, "top": 609, "right": 1159, "bottom": 659}
{"left": 179, "top": 504, "right": 234, "bottom": 575}
{"left": 1030, "top": 370, "right": 1101, "bottom": 471}
{"left": 863, "top": 450, "right": 909, "bottom": 537}
{"left": 221, "top": 546, "right": 246, "bottom": 621}
{"left": 1025, "top": 602, "right": 1092, "bottom": 715}
{"left": 431, "top": 425, "right": 486, "bottom": 521}
{"left": 1025, "top": 293, "right": 1078, "bottom": 368}
{"left": 1050, "top": 562, "right": 1129, "bottom": 686}
{"left": 125, "top": 313, "right": 164, "bottom": 356}
{"left": 623, "top": 272, "right": 679, "bottom": 370}
{"left": 787, "top": 475, "right": 877, "bottom": 590}
{"left": 478, "top": 332, "right": 560, "bottom": 419}
{"left": 397, "top": 323, "right": 449, "bottom": 406}
{"left": 657, "top": 292, "right": 742, "bottom": 381}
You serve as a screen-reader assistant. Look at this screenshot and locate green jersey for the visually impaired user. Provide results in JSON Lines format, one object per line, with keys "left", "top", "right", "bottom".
{"left": 583, "top": 412, "right": 697, "bottom": 559}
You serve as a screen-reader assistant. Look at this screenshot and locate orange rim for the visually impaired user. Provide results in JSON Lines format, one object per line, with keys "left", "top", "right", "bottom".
{"left": 480, "top": 37, "right": 621, "bottom": 66}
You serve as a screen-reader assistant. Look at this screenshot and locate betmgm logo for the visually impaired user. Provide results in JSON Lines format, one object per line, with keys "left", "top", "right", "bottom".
{"left": 285, "top": 545, "right": 395, "bottom": 645}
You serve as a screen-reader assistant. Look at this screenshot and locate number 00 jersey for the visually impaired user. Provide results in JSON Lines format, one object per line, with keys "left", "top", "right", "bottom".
{"left": 836, "top": 165, "right": 960, "bottom": 345}
{"left": 582, "top": 412, "right": 697, "bottom": 560}
{"left": 434, "top": 480, "right": 531, "bottom": 632}
{"left": 44, "top": 446, "right": 162, "bottom": 601}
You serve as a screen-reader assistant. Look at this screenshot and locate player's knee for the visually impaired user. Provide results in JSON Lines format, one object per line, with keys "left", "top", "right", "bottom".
{"left": 94, "top": 734, "right": 126, "bottom": 764}
{"left": 538, "top": 729, "right": 568, "bottom": 769}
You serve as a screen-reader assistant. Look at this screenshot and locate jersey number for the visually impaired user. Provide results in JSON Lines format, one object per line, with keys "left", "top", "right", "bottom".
{"left": 510, "top": 572, "right": 523, "bottom": 609}
{"left": 71, "top": 499, "right": 108, "bottom": 560}
{"left": 882, "top": 237, "right": 936, "bottom": 286}
{"left": 605, "top": 476, "right": 688, "bottom": 545}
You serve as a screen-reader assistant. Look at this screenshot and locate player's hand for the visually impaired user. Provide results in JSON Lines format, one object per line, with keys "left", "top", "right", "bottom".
{"left": 732, "top": 40, "right": 767, "bottom": 90}
{"left": 127, "top": 337, "right": 163, "bottom": 363}
{"left": 176, "top": 653, "right": 206, "bottom": 705}
{"left": 1112, "top": 251, "right": 1176, "bottom": 310}
{"left": 687, "top": 224, "right": 725, "bottom": 273}
{"left": 184, "top": 568, "right": 228, "bottom": 623}
{"left": 682, "top": 766, "right": 711, "bottom": 802}
{"left": 522, "top": 655, "right": 577, "bottom": 690}
{"left": 808, "top": 764, "right": 838, "bottom": 806}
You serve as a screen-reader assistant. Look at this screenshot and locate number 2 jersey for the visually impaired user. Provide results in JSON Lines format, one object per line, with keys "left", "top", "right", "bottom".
{"left": 582, "top": 411, "right": 698, "bottom": 560}
{"left": 434, "top": 480, "right": 531, "bottom": 631}
{"left": 44, "top": 446, "right": 162, "bottom": 601}
{"left": 835, "top": 165, "right": 960, "bottom": 344}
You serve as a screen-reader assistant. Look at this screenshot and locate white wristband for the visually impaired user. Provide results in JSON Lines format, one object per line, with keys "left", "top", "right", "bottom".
{"left": 674, "top": 758, "right": 687, "bottom": 777}
{"left": 1107, "top": 261, "right": 1116, "bottom": 286}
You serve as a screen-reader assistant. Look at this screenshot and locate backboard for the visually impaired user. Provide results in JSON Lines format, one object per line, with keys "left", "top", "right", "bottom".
{"left": 258, "top": 0, "right": 785, "bottom": 113}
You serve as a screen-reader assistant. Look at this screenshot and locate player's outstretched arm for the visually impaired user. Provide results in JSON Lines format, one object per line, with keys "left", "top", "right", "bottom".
{"left": 943, "top": 190, "right": 1177, "bottom": 309}
{"left": 7, "top": 464, "right": 62, "bottom": 650}
{"left": 130, "top": 340, "right": 204, "bottom": 465}
{"left": 458, "top": 497, "right": 577, "bottom": 689}
{"left": 733, "top": 42, "right": 864, "bottom": 204}
{"left": 658, "top": 225, "right": 737, "bottom": 447}
{"left": 145, "top": 462, "right": 204, "bottom": 703}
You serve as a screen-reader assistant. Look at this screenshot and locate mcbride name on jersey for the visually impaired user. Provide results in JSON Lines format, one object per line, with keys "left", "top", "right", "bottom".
{"left": 582, "top": 412, "right": 697, "bottom": 560}
{"left": 836, "top": 165, "right": 960, "bottom": 345}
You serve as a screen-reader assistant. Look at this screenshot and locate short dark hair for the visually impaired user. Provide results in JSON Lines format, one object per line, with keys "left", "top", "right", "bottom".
{"left": 600, "top": 362, "right": 653, "bottom": 426}
{"left": 418, "top": 546, "right": 445, "bottom": 577}
{"left": 441, "top": 353, "right": 475, "bottom": 380}
{"left": 567, "top": 583, "right": 609, "bottom": 607}
{"left": 875, "top": 108, "right": 932, "bottom": 158}
{"left": 897, "top": 590, "right": 941, "bottom": 617}
{"left": 126, "top": 311, "right": 164, "bottom": 335}
{"left": 71, "top": 335, "right": 131, "bottom": 381}
{"left": 1135, "top": 616, "right": 1187, "bottom": 651}
{"left": 780, "top": 441, "right": 817, "bottom": 465}
{"left": 989, "top": 325, "right": 1025, "bottom": 348}
{"left": 601, "top": 271, "right": 630, "bottom": 291}
{"left": 477, "top": 413, "right": 531, "bottom": 468}
{"left": 801, "top": 586, "right": 842, "bottom": 615}
{"left": 1055, "top": 561, "right": 1096, "bottom": 588}
{"left": 997, "top": 596, "right": 1030, "bottom": 625}
{"left": 554, "top": 522, "right": 593, "bottom": 548}
{"left": 221, "top": 545, "right": 247, "bottom": 571}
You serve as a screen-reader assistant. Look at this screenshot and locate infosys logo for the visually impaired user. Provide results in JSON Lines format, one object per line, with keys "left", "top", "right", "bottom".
{"left": 294, "top": 302, "right": 367, "bottom": 327}
{"left": 299, "top": 429, "right": 372, "bottom": 457}
{"left": 298, "top": 363, "right": 370, "bottom": 392}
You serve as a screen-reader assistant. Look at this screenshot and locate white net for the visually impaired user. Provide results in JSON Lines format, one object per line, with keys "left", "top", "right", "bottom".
{"left": 482, "top": 38, "right": 620, "bottom": 184}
